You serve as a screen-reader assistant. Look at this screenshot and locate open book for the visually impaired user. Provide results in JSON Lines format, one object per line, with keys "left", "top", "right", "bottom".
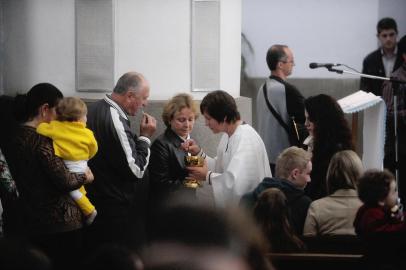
{"left": 338, "top": 90, "right": 382, "bottom": 114}
{"left": 338, "top": 90, "right": 386, "bottom": 170}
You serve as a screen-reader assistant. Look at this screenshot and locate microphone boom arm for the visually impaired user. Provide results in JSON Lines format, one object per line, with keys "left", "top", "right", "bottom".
{"left": 327, "top": 67, "right": 406, "bottom": 84}
{"left": 327, "top": 67, "right": 393, "bottom": 81}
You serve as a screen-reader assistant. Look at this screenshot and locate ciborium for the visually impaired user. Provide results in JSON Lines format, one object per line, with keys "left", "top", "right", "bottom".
{"left": 183, "top": 155, "right": 204, "bottom": 188}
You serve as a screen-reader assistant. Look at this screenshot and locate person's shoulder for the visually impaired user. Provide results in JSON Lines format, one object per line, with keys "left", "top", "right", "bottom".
{"left": 34, "top": 132, "right": 54, "bottom": 153}
{"left": 36, "top": 121, "right": 52, "bottom": 133}
{"left": 358, "top": 205, "right": 386, "bottom": 220}
{"left": 87, "top": 98, "right": 109, "bottom": 113}
{"left": 240, "top": 123, "right": 261, "bottom": 134}
{"left": 285, "top": 81, "right": 304, "bottom": 97}
{"left": 363, "top": 49, "right": 381, "bottom": 63}
{"left": 258, "top": 177, "right": 282, "bottom": 190}
{"left": 239, "top": 123, "right": 253, "bottom": 130}
{"left": 249, "top": 177, "right": 277, "bottom": 195}
{"left": 284, "top": 79, "right": 298, "bottom": 89}
{"left": 151, "top": 132, "right": 168, "bottom": 147}
{"left": 300, "top": 194, "right": 313, "bottom": 207}
{"left": 239, "top": 124, "right": 263, "bottom": 141}
{"left": 308, "top": 196, "right": 327, "bottom": 210}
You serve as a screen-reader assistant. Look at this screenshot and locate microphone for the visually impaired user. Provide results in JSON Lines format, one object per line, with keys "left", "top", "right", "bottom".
{"left": 309, "top": 63, "right": 341, "bottom": 69}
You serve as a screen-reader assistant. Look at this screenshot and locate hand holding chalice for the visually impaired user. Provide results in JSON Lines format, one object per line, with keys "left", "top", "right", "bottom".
{"left": 184, "top": 155, "right": 205, "bottom": 189}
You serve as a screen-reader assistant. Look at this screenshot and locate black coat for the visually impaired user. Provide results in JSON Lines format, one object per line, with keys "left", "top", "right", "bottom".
{"left": 360, "top": 48, "right": 403, "bottom": 96}
{"left": 86, "top": 97, "right": 150, "bottom": 213}
{"left": 149, "top": 128, "right": 195, "bottom": 208}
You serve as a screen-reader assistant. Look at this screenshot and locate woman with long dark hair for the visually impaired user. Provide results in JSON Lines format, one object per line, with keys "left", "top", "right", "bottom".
{"left": 304, "top": 94, "right": 354, "bottom": 200}
{"left": 254, "top": 188, "right": 305, "bottom": 253}
{"left": 9, "top": 83, "right": 94, "bottom": 269}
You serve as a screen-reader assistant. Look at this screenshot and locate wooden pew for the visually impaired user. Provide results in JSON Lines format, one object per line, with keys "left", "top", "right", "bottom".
{"left": 268, "top": 252, "right": 363, "bottom": 270}
{"left": 301, "top": 235, "right": 365, "bottom": 254}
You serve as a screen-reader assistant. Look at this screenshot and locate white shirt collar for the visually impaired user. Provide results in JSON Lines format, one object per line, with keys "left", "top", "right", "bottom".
{"left": 380, "top": 46, "right": 398, "bottom": 57}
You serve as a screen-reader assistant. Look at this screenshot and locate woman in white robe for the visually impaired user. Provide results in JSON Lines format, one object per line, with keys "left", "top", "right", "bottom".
{"left": 183, "top": 90, "right": 272, "bottom": 208}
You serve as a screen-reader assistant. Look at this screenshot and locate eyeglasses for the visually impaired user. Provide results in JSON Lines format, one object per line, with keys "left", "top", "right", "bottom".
{"left": 281, "top": 60, "right": 295, "bottom": 65}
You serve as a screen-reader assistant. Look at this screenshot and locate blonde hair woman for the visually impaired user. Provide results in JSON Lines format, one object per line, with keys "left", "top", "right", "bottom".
{"left": 303, "top": 150, "right": 363, "bottom": 236}
{"left": 149, "top": 93, "right": 199, "bottom": 209}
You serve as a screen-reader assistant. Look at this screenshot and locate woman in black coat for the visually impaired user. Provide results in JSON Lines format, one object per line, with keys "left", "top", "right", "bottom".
{"left": 149, "top": 94, "right": 200, "bottom": 210}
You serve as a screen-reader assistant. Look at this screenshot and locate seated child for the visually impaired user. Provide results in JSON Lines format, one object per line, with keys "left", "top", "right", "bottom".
{"left": 37, "top": 97, "right": 98, "bottom": 225}
{"left": 354, "top": 169, "right": 406, "bottom": 267}
{"left": 354, "top": 169, "right": 405, "bottom": 235}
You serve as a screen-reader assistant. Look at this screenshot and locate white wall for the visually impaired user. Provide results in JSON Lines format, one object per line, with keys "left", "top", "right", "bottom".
{"left": 219, "top": 0, "right": 242, "bottom": 99}
{"left": 3, "top": 0, "right": 76, "bottom": 94}
{"left": 1, "top": 0, "right": 242, "bottom": 99}
{"left": 242, "top": 0, "right": 406, "bottom": 78}
{"left": 115, "top": 0, "right": 191, "bottom": 100}
{"left": 115, "top": 0, "right": 241, "bottom": 99}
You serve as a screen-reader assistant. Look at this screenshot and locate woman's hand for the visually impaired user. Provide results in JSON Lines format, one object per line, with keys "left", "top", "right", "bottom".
{"left": 84, "top": 167, "right": 94, "bottom": 184}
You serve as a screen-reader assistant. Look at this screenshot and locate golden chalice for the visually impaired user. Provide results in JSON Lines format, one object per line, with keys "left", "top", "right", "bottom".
{"left": 183, "top": 155, "right": 204, "bottom": 189}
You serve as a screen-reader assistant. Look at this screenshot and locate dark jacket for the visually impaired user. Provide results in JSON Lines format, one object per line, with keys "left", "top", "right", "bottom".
{"left": 9, "top": 126, "right": 86, "bottom": 235}
{"left": 277, "top": 77, "right": 306, "bottom": 127}
{"left": 276, "top": 75, "right": 307, "bottom": 146}
{"left": 149, "top": 128, "right": 195, "bottom": 208}
{"left": 241, "top": 177, "right": 312, "bottom": 235}
{"left": 354, "top": 205, "right": 406, "bottom": 235}
{"left": 360, "top": 48, "right": 403, "bottom": 96}
{"left": 354, "top": 204, "right": 406, "bottom": 266}
{"left": 86, "top": 96, "right": 150, "bottom": 215}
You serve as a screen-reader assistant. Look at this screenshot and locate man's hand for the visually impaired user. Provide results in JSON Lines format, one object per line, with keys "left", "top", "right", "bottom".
{"left": 181, "top": 139, "right": 201, "bottom": 155}
{"left": 140, "top": 113, "right": 157, "bottom": 138}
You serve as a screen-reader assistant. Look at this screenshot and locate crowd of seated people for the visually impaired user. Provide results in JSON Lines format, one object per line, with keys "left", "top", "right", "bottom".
{"left": 2, "top": 78, "right": 406, "bottom": 270}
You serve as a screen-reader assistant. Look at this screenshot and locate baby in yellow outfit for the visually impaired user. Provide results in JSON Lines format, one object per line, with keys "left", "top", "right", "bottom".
{"left": 37, "top": 97, "right": 98, "bottom": 225}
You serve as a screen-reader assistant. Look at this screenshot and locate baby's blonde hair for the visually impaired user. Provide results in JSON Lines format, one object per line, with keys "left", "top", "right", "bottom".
{"left": 56, "top": 97, "right": 87, "bottom": 122}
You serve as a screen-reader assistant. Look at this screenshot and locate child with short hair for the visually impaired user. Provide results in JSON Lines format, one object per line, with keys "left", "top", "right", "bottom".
{"left": 354, "top": 169, "right": 405, "bottom": 235}
{"left": 37, "top": 97, "right": 98, "bottom": 225}
{"left": 354, "top": 169, "right": 406, "bottom": 268}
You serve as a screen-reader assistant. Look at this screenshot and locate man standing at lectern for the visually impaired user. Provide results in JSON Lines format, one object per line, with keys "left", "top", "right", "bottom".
{"left": 256, "top": 44, "right": 306, "bottom": 174}
{"left": 360, "top": 17, "right": 403, "bottom": 96}
{"left": 382, "top": 35, "right": 406, "bottom": 203}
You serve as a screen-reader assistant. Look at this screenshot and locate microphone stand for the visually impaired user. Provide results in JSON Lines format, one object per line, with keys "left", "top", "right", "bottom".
{"left": 327, "top": 67, "right": 406, "bottom": 198}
